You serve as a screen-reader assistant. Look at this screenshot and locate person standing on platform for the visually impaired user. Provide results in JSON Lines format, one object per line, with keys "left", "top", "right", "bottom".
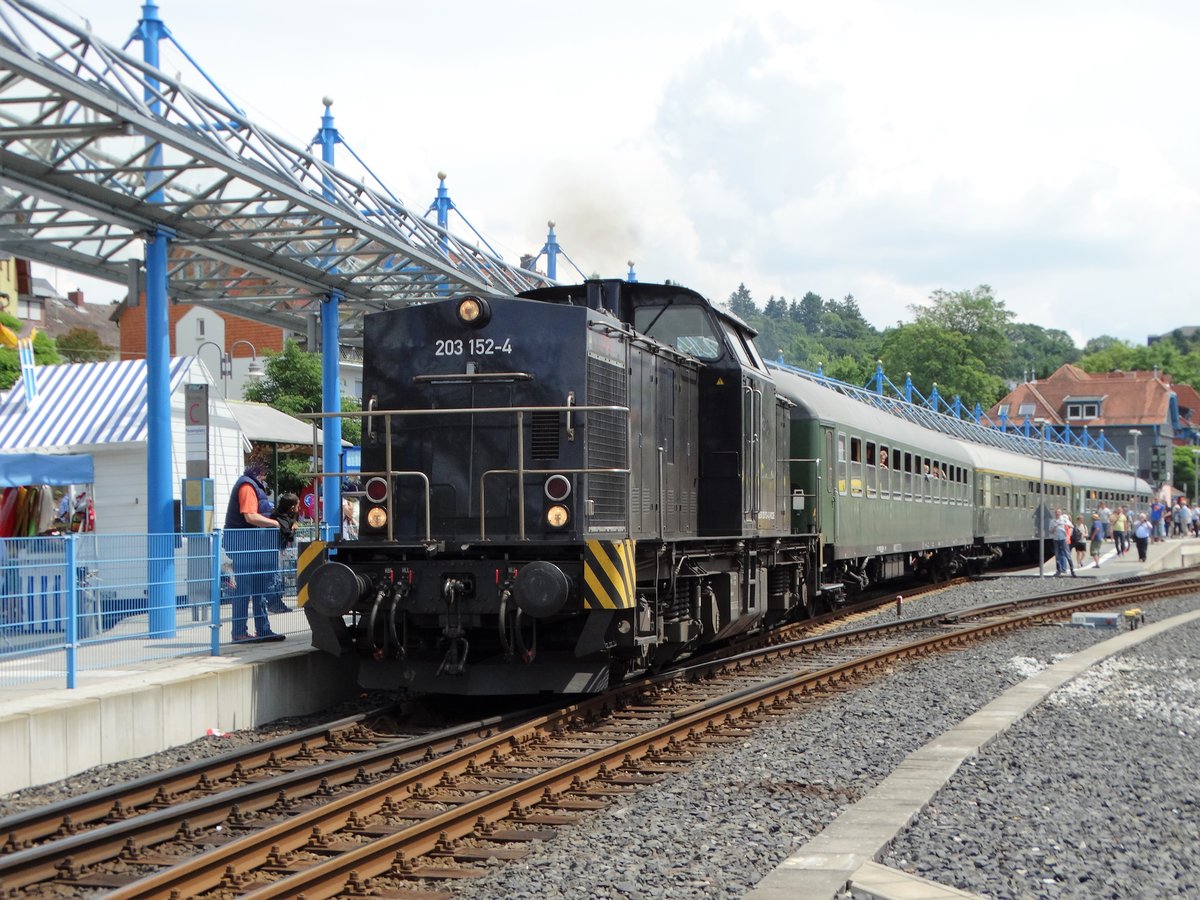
{"left": 1088, "top": 513, "right": 1104, "bottom": 568}
{"left": 224, "top": 456, "right": 284, "bottom": 642}
{"left": 1133, "top": 513, "right": 1152, "bottom": 562}
{"left": 1111, "top": 506, "right": 1128, "bottom": 556}
{"left": 1051, "top": 508, "right": 1074, "bottom": 576}
{"left": 1174, "top": 499, "right": 1190, "bottom": 538}
{"left": 1097, "top": 501, "right": 1111, "bottom": 541}
{"left": 1149, "top": 498, "right": 1165, "bottom": 542}
{"left": 265, "top": 492, "right": 299, "bottom": 614}
{"left": 1072, "top": 516, "right": 1088, "bottom": 569}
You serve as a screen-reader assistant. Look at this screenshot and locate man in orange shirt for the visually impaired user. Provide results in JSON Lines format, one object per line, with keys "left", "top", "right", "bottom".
{"left": 223, "top": 457, "right": 284, "bottom": 642}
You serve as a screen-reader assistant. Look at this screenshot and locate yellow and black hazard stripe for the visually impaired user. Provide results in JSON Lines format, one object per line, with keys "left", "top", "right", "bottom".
{"left": 295, "top": 540, "right": 327, "bottom": 609}
{"left": 583, "top": 538, "right": 637, "bottom": 610}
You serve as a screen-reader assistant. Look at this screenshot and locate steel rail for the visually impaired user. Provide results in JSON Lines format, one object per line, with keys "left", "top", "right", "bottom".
{"left": 101, "top": 574, "right": 1200, "bottom": 899}
{"left": 0, "top": 709, "right": 546, "bottom": 893}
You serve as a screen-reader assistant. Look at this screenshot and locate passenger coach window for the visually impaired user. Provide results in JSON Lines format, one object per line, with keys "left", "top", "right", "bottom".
{"left": 903, "top": 452, "right": 913, "bottom": 499}
{"left": 837, "top": 434, "right": 847, "bottom": 495}
{"left": 850, "top": 437, "right": 863, "bottom": 497}
{"left": 866, "top": 441, "right": 877, "bottom": 497}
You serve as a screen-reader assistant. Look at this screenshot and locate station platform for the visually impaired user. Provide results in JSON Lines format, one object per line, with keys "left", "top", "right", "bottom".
{"left": 0, "top": 632, "right": 358, "bottom": 795}
{"left": 747, "top": 534, "right": 1200, "bottom": 900}
{"left": 1010, "top": 532, "right": 1200, "bottom": 579}
{"left": 2, "top": 536, "right": 1198, "bottom": 801}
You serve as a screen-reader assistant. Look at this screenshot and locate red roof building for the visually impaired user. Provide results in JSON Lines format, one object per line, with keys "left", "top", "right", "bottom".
{"left": 988, "top": 364, "right": 1198, "bottom": 487}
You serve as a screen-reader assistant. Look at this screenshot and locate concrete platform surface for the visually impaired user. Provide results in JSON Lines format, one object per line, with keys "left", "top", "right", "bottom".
{"left": 0, "top": 638, "right": 359, "bottom": 795}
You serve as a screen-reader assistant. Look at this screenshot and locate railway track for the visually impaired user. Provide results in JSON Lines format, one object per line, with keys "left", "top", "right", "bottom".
{"left": 2, "top": 570, "right": 1195, "bottom": 898}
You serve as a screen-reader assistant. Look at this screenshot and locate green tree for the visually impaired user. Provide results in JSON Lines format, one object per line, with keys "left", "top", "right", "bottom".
{"left": 1082, "top": 335, "right": 1122, "bottom": 356}
{"left": 914, "top": 285, "right": 1014, "bottom": 369}
{"left": 727, "top": 283, "right": 756, "bottom": 318}
{"left": 794, "top": 291, "right": 824, "bottom": 331}
{"left": 242, "top": 341, "right": 363, "bottom": 494}
{"left": 56, "top": 327, "right": 115, "bottom": 363}
{"left": 1005, "top": 322, "right": 1079, "bottom": 382}
{"left": 1076, "top": 338, "right": 1200, "bottom": 391}
{"left": 879, "top": 320, "right": 1007, "bottom": 408}
{"left": 762, "top": 295, "right": 787, "bottom": 320}
{"left": 1175, "top": 446, "right": 1200, "bottom": 498}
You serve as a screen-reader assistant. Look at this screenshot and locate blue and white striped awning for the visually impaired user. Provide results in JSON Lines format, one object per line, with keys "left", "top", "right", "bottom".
{"left": 0, "top": 357, "right": 195, "bottom": 450}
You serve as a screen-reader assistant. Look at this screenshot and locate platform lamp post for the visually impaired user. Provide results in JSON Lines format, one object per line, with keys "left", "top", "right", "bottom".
{"left": 195, "top": 340, "right": 264, "bottom": 398}
{"left": 1129, "top": 430, "right": 1142, "bottom": 514}
{"left": 1036, "top": 418, "right": 1048, "bottom": 578}
{"left": 1191, "top": 446, "right": 1199, "bottom": 508}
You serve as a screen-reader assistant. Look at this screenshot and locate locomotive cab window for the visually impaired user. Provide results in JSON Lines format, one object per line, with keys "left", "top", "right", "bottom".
{"left": 634, "top": 302, "right": 722, "bottom": 360}
{"left": 719, "top": 321, "right": 766, "bottom": 372}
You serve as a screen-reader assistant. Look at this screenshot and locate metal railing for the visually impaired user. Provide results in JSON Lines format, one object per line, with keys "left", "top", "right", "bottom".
{"left": 305, "top": 402, "right": 632, "bottom": 543}
{"left": 0, "top": 526, "right": 318, "bottom": 690}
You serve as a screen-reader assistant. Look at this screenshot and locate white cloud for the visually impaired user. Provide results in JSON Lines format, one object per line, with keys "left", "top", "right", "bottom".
{"left": 26, "top": 1, "right": 1200, "bottom": 344}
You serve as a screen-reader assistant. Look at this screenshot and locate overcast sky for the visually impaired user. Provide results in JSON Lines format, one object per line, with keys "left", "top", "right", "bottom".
{"left": 37, "top": 0, "right": 1200, "bottom": 348}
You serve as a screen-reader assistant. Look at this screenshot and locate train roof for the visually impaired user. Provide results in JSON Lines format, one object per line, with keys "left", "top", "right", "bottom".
{"left": 768, "top": 362, "right": 1132, "bottom": 474}
{"left": 951, "top": 440, "right": 1072, "bottom": 482}
{"left": 773, "top": 367, "right": 971, "bottom": 462}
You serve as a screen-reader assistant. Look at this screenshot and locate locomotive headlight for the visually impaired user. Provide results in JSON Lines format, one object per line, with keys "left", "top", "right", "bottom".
{"left": 545, "top": 504, "right": 570, "bottom": 528}
{"left": 456, "top": 296, "right": 491, "bottom": 327}
{"left": 544, "top": 474, "right": 572, "bottom": 501}
{"left": 364, "top": 477, "right": 389, "bottom": 503}
{"left": 365, "top": 506, "right": 388, "bottom": 529}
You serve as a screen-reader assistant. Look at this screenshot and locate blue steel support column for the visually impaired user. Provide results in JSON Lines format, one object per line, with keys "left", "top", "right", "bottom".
{"left": 430, "top": 173, "right": 452, "bottom": 295}
{"left": 626, "top": 260, "right": 638, "bottom": 283}
{"left": 65, "top": 534, "right": 77, "bottom": 688}
{"left": 543, "top": 221, "right": 559, "bottom": 281}
{"left": 146, "top": 227, "right": 175, "bottom": 635}
{"left": 431, "top": 172, "right": 452, "bottom": 239}
{"left": 136, "top": 0, "right": 176, "bottom": 636}
{"left": 874, "top": 360, "right": 884, "bottom": 395}
{"left": 316, "top": 100, "right": 342, "bottom": 535}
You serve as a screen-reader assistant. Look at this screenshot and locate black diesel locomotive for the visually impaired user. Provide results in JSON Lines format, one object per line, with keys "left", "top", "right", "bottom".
{"left": 300, "top": 279, "right": 1150, "bottom": 695}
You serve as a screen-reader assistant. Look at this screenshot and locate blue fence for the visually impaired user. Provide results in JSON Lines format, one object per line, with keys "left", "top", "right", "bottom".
{"left": 0, "top": 527, "right": 314, "bottom": 689}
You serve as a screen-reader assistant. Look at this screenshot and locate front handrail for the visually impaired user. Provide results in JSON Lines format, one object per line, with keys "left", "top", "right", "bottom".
{"left": 304, "top": 403, "right": 631, "bottom": 544}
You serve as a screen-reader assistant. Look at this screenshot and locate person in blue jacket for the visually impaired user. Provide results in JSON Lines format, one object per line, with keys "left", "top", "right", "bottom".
{"left": 223, "top": 457, "right": 284, "bottom": 642}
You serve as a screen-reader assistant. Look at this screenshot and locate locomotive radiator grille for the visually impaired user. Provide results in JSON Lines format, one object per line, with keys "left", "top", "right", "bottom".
{"left": 530, "top": 411, "right": 561, "bottom": 459}
{"left": 587, "top": 356, "right": 628, "bottom": 527}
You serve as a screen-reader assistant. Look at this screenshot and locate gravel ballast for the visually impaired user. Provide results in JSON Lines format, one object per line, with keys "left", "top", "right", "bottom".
{"left": 2, "top": 578, "right": 1196, "bottom": 899}
{"left": 449, "top": 580, "right": 1200, "bottom": 900}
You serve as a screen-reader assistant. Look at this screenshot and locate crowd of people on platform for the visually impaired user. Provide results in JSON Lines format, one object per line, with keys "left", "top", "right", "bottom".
{"left": 1050, "top": 496, "right": 1199, "bottom": 575}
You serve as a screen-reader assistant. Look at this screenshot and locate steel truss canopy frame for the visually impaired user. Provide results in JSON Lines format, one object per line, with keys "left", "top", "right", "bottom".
{"left": 0, "top": 0, "right": 553, "bottom": 340}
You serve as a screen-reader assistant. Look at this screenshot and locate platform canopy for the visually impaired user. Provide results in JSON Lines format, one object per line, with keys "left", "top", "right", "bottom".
{"left": 0, "top": 0, "right": 553, "bottom": 344}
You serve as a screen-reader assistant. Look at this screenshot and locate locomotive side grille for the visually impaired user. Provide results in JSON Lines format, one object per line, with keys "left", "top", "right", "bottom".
{"left": 587, "top": 356, "right": 628, "bottom": 527}
{"left": 530, "top": 411, "right": 561, "bottom": 459}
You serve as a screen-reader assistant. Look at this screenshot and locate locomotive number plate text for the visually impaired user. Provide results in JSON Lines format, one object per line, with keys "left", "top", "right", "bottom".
{"left": 435, "top": 338, "right": 514, "bottom": 356}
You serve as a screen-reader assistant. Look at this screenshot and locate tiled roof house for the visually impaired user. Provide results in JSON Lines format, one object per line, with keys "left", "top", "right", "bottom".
{"left": 988, "top": 364, "right": 1198, "bottom": 488}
